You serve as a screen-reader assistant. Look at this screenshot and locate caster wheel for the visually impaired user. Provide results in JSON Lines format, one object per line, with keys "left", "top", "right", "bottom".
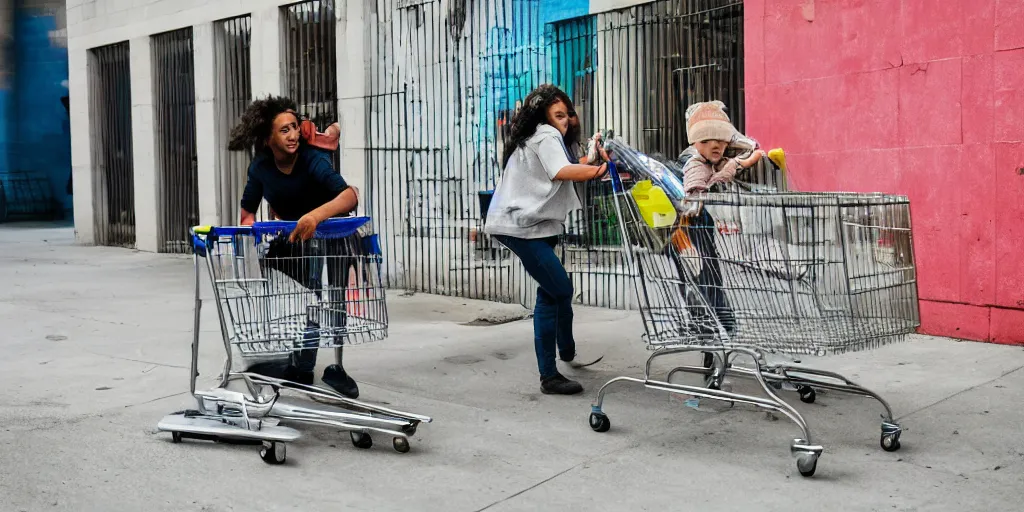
{"left": 171, "top": 432, "right": 182, "bottom": 444}
{"left": 401, "top": 423, "right": 418, "bottom": 436}
{"left": 351, "top": 432, "right": 373, "bottom": 449}
{"left": 393, "top": 437, "right": 411, "bottom": 453}
{"left": 589, "top": 412, "right": 611, "bottom": 433}
{"left": 260, "top": 441, "right": 287, "bottom": 465}
{"left": 796, "top": 453, "right": 818, "bottom": 477}
{"left": 798, "top": 386, "right": 816, "bottom": 404}
{"left": 881, "top": 432, "right": 901, "bottom": 452}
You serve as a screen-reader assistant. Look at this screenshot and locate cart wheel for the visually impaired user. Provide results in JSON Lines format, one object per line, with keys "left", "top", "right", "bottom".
{"left": 401, "top": 423, "right": 418, "bottom": 436}
{"left": 796, "top": 452, "right": 818, "bottom": 477}
{"left": 798, "top": 386, "right": 816, "bottom": 404}
{"left": 171, "top": 432, "right": 183, "bottom": 444}
{"left": 589, "top": 412, "right": 611, "bottom": 433}
{"left": 351, "top": 432, "right": 373, "bottom": 449}
{"left": 393, "top": 437, "right": 411, "bottom": 453}
{"left": 880, "top": 432, "right": 901, "bottom": 452}
{"left": 702, "top": 353, "right": 721, "bottom": 390}
{"left": 260, "top": 441, "right": 287, "bottom": 465}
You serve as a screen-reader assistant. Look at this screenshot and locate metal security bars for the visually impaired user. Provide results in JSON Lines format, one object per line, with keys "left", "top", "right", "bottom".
{"left": 152, "top": 28, "right": 199, "bottom": 254}
{"left": 281, "top": 0, "right": 339, "bottom": 170}
{"left": 214, "top": 15, "right": 254, "bottom": 226}
{"left": 88, "top": 42, "right": 135, "bottom": 248}
{"left": 560, "top": 0, "right": 745, "bottom": 309}
{"left": 364, "top": 88, "right": 412, "bottom": 290}
{"left": 365, "top": 0, "right": 547, "bottom": 305}
{"left": 593, "top": 0, "right": 744, "bottom": 154}
{"left": 363, "top": 0, "right": 744, "bottom": 310}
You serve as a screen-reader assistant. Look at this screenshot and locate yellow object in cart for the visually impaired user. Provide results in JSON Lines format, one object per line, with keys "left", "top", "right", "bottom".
{"left": 630, "top": 180, "right": 677, "bottom": 228}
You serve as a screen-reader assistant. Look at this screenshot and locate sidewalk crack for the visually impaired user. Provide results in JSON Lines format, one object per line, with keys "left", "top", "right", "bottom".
{"left": 473, "top": 443, "right": 637, "bottom": 512}
{"left": 897, "top": 363, "right": 1024, "bottom": 421}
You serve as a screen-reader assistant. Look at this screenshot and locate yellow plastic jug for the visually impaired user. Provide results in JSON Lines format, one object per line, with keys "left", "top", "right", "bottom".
{"left": 630, "top": 180, "right": 677, "bottom": 228}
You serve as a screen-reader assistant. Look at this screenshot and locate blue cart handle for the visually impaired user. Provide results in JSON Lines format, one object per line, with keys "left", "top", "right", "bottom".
{"left": 190, "top": 217, "right": 371, "bottom": 255}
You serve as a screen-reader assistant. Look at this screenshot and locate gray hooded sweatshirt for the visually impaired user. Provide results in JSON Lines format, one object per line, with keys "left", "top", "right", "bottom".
{"left": 484, "top": 123, "right": 581, "bottom": 239}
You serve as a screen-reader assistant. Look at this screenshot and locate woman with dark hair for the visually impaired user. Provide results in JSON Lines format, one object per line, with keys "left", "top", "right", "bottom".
{"left": 484, "top": 84, "right": 610, "bottom": 395}
{"left": 228, "top": 95, "right": 361, "bottom": 399}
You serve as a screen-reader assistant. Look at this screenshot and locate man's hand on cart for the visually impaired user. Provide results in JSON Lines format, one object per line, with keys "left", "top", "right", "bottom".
{"left": 239, "top": 208, "right": 256, "bottom": 226}
{"left": 290, "top": 212, "right": 321, "bottom": 242}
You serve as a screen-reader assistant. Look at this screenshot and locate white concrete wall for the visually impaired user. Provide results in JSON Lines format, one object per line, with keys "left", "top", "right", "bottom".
{"left": 66, "top": 0, "right": 368, "bottom": 247}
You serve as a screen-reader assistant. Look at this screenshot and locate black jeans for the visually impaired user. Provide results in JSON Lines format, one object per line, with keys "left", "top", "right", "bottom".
{"left": 260, "top": 235, "right": 357, "bottom": 374}
{"left": 676, "top": 207, "right": 735, "bottom": 334}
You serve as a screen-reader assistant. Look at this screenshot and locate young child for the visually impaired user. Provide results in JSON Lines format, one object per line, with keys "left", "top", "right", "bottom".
{"left": 680, "top": 101, "right": 764, "bottom": 194}
{"left": 676, "top": 101, "right": 763, "bottom": 339}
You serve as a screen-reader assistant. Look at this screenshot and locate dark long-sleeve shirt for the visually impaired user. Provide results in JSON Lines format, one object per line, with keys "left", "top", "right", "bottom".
{"left": 240, "top": 145, "right": 349, "bottom": 221}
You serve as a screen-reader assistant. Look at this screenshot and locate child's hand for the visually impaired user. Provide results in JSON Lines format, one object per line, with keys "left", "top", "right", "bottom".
{"left": 738, "top": 149, "right": 766, "bottom": 169}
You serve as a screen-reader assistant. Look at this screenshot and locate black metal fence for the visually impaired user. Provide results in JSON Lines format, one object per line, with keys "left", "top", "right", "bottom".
{"left": 152, "top": 28, "right": 199, "bottom": 253}
{"left": 281, "top": 0, "right": 339, "bottom": 170}
{"left": 363, "top": 0, "right": 744, "bottom": 309}
{"left": 88, "top": 42, "right": 135, "bottom": 248}
{"left": 560, "top": 0, "right": 745, "bottom": 308}
{"left": 362, "top": 0, "right": 548, "bottom": 303}
{"left": 214, "top": 15, "right": 254, "bottom": 225}
{"left": 0, "top": 170, "right": 60, "bottom": 222}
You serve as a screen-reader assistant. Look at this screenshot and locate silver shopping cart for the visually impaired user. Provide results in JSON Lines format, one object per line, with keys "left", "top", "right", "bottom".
{"left": 586, "top": 139, "right": 919, "bottom": 477}
{"left": 157, "top": 217, "right": 431, "bottom": 464}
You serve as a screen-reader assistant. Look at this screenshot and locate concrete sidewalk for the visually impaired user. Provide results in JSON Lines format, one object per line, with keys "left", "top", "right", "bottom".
{"left": 1, "top": 223, "right": 1022, "bottom": 512}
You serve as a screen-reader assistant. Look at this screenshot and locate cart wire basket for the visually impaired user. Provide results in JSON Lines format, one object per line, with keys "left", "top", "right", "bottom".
{"left": 587, "top": 138, "right": 919, "bottom": 477}
{"left": 157, "top": 217, "right": 432, "bottom": 464}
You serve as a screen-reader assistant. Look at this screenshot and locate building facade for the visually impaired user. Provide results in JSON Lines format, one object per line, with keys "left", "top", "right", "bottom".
{"left": 67, "top": 0, "right": 743, "bottom": 310}
{"left": 65, "top": 0, "right": 1021, "bottom": 343}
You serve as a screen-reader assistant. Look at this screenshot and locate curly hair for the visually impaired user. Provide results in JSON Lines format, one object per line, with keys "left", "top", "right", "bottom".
{"left": 501, "top": 84, "right": 577, "bottom": 168}
{"left": 227, "top": 95, "right": 300, "bottom": 153}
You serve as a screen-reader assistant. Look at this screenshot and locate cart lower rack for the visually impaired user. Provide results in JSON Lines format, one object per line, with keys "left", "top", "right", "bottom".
{"left": 157, "top": 217, "right": 431, "bottom": 464}
{"left": 586, "top": 139, "right": 919, "bottom": 477}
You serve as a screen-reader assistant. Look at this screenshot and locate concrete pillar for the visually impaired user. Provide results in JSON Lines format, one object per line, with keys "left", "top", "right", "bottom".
{"left": 338, "top": 0, "right": 366, "bottom": 216}
{"left": 67, "top": 45, "right": 93, "bottom": 243}
{"left": 129, "top": 36, "right": 159, "bottom": 253}
{"left": 250, "top": 5, "right": 281, "bottom": 98}
{"left": 192, "top": 21, "right": 219, "bottom": 227}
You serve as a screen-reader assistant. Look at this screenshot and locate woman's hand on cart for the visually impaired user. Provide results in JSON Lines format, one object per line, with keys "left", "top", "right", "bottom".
{"left": 585, "top": 132, "right": 611, "bottom": 165}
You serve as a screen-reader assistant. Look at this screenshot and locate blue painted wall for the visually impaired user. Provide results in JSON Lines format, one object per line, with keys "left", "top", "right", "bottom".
{"left": 540, "top": 0, "right": 589, "bottom": 25}
{"left": 476, "top": 0, "right": 592, "bottom": 150}
{"left": 9, "top": 7, "right": 72, "bottom": 218}
{"left": 0, "top": 87, "right": 9, "bottom": 180}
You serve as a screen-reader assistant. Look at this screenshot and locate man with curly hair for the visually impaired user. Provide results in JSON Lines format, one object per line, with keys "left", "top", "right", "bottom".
{"left": 228, "top": 95, "right": 361, "bottom": 399}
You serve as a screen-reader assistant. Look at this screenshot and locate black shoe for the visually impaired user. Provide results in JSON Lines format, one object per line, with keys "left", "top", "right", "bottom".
{"left": 540, "top": 373, "right": 584, "bottom": 395}
{"left": 322, "top": 364, "right": 359, "bottom": 399}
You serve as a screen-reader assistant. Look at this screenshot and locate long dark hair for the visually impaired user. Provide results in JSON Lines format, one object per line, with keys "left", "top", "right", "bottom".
{"left": 227, "top": 95, "right": 300, "bottom": 154}
{"left": 501, "top": 84, "right": 577, "bottom": 168}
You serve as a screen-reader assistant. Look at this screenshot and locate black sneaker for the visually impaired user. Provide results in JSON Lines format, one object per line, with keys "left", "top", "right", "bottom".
{"left": 540, "top": 373, "right": 584, "bottom": 395}
{"left": 322, "top": 364, "right": 359, "bottom": 399}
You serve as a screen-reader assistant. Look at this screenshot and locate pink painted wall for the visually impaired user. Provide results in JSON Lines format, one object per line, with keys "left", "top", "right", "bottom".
{"left": 744, "top": 0, "right": 1024, "bottom": 344}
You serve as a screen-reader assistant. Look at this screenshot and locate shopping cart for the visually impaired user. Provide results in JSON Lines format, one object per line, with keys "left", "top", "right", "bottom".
{"left": 586, "top": 139, "right": 919, "bottom": 477}
{"left": 157, "top": 217, "right": 432, "bottom": 464}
